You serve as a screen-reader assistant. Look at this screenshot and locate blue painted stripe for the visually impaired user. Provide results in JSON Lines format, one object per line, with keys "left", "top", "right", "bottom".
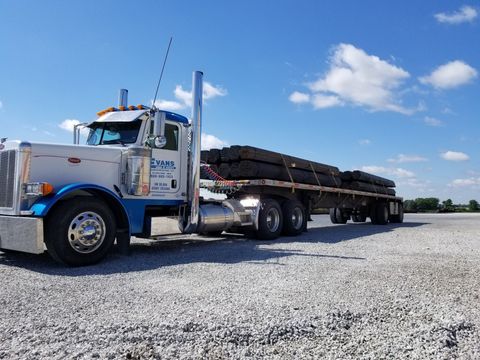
{"left": 165, "top": 111, "right": 188, "bottom": 124}
{"left": 30, "top": 183, "right": 185, "bottom": 235}
{"left": 120, "top": 198, "right": 184, "bottom": 234}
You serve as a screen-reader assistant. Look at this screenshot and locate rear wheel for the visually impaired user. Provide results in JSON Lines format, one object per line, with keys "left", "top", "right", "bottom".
{"left": 256, "top": 199, "right": 283, "bottom": 240}
{"left": 370, "top": 203, "right": 389, "bottom": 225}
{"left": 282, "top": 200, "right": 306, "bottom": 236}
{"left": 45, "top": 197, "right": 116, "bottom": 266}
{"left": 389, "top": 203, "right": 404, "bottom": 223}
{"left": 329, "top": 208, "right": 348, "bottom": 224}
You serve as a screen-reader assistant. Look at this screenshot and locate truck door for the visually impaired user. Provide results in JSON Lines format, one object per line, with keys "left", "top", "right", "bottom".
{"left": 150, "top": 122, "right": 181, "bottom": 197}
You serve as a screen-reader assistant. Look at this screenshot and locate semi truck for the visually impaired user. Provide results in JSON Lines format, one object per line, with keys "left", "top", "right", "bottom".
{"left": 0, "top": 71, "right": 404, "bottom": 266}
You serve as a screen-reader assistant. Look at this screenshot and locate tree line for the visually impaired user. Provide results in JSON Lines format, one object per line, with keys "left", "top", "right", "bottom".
{"left": 404, "top": 198, "right": 479, "bottom": 212}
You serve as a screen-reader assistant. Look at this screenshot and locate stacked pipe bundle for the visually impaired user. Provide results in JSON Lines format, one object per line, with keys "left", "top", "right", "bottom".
{"left": 201, "top": 145, "right": 343, "bottom": 187}
{"left": 340, "top": 171, "right": 396, "bottom": 196}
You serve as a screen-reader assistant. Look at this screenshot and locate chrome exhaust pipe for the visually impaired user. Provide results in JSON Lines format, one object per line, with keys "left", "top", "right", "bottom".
{"left": 119, "top": 89, "right": 128, "bottom": 107}
{"left": 180, "top": 71, "right": 203, "bottom": 233}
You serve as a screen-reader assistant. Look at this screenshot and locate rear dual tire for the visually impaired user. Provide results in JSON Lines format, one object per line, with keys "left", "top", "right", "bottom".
{"left": 370, "top": 203, "right": 389, "bottom": 225}
{"left": 330, "top": 208, "right": 348, "bottom": 224}
{"left": 256, "top": 199, "right": 307, "bottom": 240}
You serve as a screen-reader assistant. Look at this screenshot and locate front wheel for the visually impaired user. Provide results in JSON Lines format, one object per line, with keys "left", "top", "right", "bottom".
{"left": 45, "top": 197, "right": 116, "bottom": 266}
{"left": 256, "top": 199, "right": 283, "bottom": 240}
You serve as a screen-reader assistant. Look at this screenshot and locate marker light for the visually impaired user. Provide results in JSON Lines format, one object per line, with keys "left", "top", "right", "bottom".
{"left": 96, "top": 107, "right": 117, "bottom": 117}
{"left": 25, "top": 182, "right": 54, "bottom": 197}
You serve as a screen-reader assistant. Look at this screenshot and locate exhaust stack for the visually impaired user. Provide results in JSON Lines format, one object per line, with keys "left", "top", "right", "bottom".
{"left": 180, "top": 71, "right": 203, "bottom": 233}
{"left": 119, "top": 89, "right": 128, "bottom": 107}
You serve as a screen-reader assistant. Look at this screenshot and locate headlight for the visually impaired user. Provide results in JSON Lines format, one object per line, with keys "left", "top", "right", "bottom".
{"left": 24, "top": 182, "right": 54, "bottom": 197}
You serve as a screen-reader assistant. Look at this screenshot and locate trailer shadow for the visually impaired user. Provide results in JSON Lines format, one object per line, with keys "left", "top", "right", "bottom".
{"left": 0, "top": 219, "right": 428, "bottom": 276}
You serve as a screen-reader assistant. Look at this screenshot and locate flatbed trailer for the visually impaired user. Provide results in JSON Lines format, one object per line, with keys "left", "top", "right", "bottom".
{"left": 200, "top": 177, "right": 404, "bottom": 239}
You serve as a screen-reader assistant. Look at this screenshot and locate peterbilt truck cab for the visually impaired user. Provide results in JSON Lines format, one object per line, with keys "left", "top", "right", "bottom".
{"left": 0, "top": 72, "right": 258, "bottom": 265}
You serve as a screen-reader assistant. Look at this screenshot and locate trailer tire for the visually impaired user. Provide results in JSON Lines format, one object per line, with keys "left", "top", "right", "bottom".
{"left": 370, "top": 202, "right": 389, "bottom": 225}
{"left": 282, "top": 200, "right": 306, "bottom": 236}
{"left": 45, "top": 197, "right": 116, "bottom": 266}
{"left": 256, "top": 199, "right": 283, "bottom": 240}
{"left": 352, "top": 214, "right": 367, "bottom": 223}
{"left": 329, "top": 208, "right": 348, "bottom": 224}
{"left": 389, "top": 203, "right": 404, "bottom": 223}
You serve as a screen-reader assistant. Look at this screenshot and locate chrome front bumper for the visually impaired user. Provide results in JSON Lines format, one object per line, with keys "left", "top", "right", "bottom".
{"left": 0, "top": 215, "right": 44, "bottom": 254}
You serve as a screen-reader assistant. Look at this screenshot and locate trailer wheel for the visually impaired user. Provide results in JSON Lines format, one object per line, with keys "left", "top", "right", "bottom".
{"left": 256, "top": 199, "right": 283, "bottom": 240}
{"left": 370, "top": 203, "right": 389, "bottom": 225}
{"left": 389, "top": 203, "right": 404, "bottom": 223}
{"left": 45, "top": 197, "right": 116, "bottom": 266}
{"left": 282, "top": 200, "right": 306, "bottom": 236}
{"left": 352, "top": 214, "right": 367, "bottom": 223}
{"left": 329, "top": 208, "right": 348, "bottom": 224}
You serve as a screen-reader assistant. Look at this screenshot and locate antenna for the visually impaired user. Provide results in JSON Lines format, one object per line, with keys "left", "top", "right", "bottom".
{"left": 152, "top": 37, "right": 173, "bottom": 110}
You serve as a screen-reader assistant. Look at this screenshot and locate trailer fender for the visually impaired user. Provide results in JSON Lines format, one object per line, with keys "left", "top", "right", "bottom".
{"left": 30, "top": 183, "right": 131, "bottom": 237}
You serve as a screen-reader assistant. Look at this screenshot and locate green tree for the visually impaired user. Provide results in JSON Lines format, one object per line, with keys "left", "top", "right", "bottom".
{"left": 415, "top": 198, "right": 439, "bottom": 212}
{"left": 469, "top": 200, "right": 479, "bottom": 211}
{"left": 442, "top": 199, "right": 454, "bottom": 212}
{"left": 403, "top": 200, "right": 417, "bottom": 212}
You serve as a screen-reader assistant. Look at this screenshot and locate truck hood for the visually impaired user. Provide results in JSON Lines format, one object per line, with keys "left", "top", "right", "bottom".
{"left": 5, "top": 141, "right": 125, "bottom": 193}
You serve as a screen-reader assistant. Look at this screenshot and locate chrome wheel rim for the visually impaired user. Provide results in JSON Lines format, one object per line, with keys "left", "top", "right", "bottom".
{"left": 266, "top": 207, "right": 281, "bottom": 232}
{"left": 291, "top": 207, "right": 304, "bottom": 230}
{"left": 68, "top": 211, "right": 106, "bottom": 254}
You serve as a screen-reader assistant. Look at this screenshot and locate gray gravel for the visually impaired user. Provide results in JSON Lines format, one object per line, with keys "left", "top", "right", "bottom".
{"left": 1, "top": 213, "right": 479, "bottom": 359}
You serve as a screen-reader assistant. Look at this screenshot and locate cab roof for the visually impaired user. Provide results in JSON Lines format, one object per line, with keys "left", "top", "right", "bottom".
{"left": 94, "top": 109, "right": 189, "bottom": 124}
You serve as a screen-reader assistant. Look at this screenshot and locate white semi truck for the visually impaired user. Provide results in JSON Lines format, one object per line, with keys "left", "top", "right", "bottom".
{"left": 0, "top": 71, "right": 403, "bottom": 266}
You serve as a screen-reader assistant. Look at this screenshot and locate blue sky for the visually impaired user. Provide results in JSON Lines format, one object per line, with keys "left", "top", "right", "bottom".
{"left": 0, "top": 1, "right": 479, "bottom": 203}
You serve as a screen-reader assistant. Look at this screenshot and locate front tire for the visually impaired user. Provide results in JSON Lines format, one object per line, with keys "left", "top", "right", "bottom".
{"left": 256, "top": 199, "right": 283, "bottom": 240}
{"left": 45, "top": 197, "right": 116, "bottom": 266}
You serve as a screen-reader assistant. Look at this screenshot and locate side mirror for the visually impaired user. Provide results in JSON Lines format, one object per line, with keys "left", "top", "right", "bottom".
{"left": 147, "top": 111, "right": 167, "bottom": 148}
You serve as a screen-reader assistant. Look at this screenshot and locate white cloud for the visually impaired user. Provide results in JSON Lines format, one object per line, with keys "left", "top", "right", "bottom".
{"left": 306, "top": 43, "right": 414, "bottom": 114}
{"left": 419, "top": 61, "right": 478, "bottom": 89}
{"left": 398, "top": 178, "right": 432, "bottom": 189}
{"left": 59, "top": 119, "right": 89, "bottom": 135}
{"left": 424, "top": 116, "right": 444, "bottom": 127}
{"left": 0, "top": 100, "right": 3, "bottom": 109}
{"left": 289, "top": 91, "right": 310, "bottom": 104}
{"left": 153, "top": 99, "right": 186, "bottom": 111}
{"left": 440, "top": 151, "right": 470, "bottom": 161}
{"left": 201, "top": 133, "right": 228, "bottom": 150}
{"left": 360, "top": 165, "right": 415, "bottom": 178}
{"left": 434, "top": 5, "right": 478, "bottom": 24}
{"left": 358, "top": 139, "right": 371, "bottom": 145}
{"left": 449, "top": 178, "right": 480, "bottom": 187}
{"left": 311, "top": 94, "right": 343, "bottom": 109}
{"left": 155, "top": 82, "right": 227, "bottom": 111}
{"left": 387, "top": 154, "right": 428, "bottom": 163}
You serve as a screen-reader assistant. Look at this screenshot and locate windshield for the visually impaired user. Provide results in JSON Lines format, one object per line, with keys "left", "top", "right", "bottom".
{"left": 86, "top": 120, "right": 142, "bottom": 145}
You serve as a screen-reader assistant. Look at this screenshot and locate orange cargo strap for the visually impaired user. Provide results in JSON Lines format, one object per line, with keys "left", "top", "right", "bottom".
{"left": 309, "top": 162, "right": 323, "bottom": 195}
{"left": 281, "top": 154, "right": 295, "bottom": 193}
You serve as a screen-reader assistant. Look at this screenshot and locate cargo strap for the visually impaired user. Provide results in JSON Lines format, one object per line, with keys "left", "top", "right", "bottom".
{"left": 281, "top": 154, "right": 295, "bottom": 193}
{"left": 309, "top": 162, "right": 323, "bottom": 195}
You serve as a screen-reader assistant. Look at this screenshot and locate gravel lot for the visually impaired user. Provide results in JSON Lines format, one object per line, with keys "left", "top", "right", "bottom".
{"left": 1, "top": 213, "right": 479, "bottom": 359}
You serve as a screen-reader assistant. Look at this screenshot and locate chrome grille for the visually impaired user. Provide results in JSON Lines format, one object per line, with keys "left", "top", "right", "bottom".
{"left": 0, "top": 150, "right": 16, "bottom": 208}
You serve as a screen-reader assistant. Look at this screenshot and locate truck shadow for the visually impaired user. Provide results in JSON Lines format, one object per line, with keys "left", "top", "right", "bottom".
{"left": 0, "top": 221, "right": 428, "bottom": 276}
